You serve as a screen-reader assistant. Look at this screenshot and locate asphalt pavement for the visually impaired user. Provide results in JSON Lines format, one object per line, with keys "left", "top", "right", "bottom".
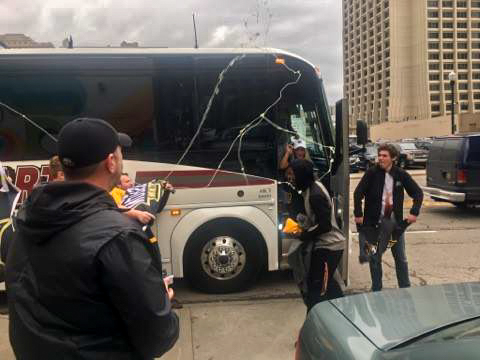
{"left": 1, "top": 169, "right": 479, "bottom": 360}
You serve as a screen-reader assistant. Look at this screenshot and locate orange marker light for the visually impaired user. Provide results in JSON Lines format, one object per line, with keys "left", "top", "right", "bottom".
{"left": 275, "top": 58, "right": 285, "bottom": 65}
{"left": 170, "top": 209, "right": 181, "bottom": 216}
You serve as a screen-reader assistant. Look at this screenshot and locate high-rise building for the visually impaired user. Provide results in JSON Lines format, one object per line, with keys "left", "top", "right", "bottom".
{"left": 343, "top": 0, "right": 480, "bottom": 136}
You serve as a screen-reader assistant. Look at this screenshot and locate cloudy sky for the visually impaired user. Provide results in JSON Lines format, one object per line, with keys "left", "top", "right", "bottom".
{"left": 0, "top": 0, "right": 343, "bottom": 103}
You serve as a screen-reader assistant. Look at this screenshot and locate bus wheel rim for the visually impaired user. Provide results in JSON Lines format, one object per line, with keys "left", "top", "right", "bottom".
{"left": 201, "top": 236, "right": 246, "bottom": 281}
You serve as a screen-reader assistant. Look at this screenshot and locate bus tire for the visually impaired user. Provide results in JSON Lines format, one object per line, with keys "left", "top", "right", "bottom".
{"left": 183, "top": 218, "right": 266, "bottom": 294}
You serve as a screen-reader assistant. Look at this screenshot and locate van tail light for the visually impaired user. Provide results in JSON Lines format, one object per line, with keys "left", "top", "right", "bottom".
{"left": 457, "top": 169, "right": 468, "bottom": 184}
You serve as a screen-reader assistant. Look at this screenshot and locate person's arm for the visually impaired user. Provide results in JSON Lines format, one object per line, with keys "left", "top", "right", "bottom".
{"left": 402, "top": 171, "right": 424, "bottom": 218}
{"left": 300, "top": 192, "right": 332, "bottom": 242}
{"left": 125, "top": 208, "right": 155, "bottom": 224}
{"left": 279, "top": 144, "right": 293, "bottom": 170}
{"left": 353, "top": 170, "right": 371, "bottom": 220}
{"left": 97, "top": 231, "right": 179, "bottom": 359}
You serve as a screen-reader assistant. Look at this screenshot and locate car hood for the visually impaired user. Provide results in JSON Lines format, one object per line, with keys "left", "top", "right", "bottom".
{"left": 329, "top": 282, "right": 480, "bottom": 350}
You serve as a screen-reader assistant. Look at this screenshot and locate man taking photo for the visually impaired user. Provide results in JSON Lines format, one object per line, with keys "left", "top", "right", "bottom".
{"left": 6, "top": 118, "right": 179, "bottom": 359}
{"left": 354, "top": 143, "right": 423, "bottom": 292}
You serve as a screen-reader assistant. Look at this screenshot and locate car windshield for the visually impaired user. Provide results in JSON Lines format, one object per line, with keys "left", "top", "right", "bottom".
{"left": 412, "top": 317, "right": 480, "bottom": 346}
{"left": 399, "top": 143, "right": 418, "bottom": 150}
{"left": 366, "top": 146, "right": 377, "bottom": 155}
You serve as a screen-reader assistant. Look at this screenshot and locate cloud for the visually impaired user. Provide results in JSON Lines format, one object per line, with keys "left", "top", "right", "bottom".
{"left": 0, "top": 0, "right": 343, "bottom": 102}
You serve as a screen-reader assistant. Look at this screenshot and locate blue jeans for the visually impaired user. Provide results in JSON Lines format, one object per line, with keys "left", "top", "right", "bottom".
{"left": 367, "top": 233, "right": 410, "bottom": 292}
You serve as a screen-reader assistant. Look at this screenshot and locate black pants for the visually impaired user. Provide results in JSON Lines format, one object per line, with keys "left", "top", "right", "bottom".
{"left": 305, "top": 248, "right": 344, "bottom": 312}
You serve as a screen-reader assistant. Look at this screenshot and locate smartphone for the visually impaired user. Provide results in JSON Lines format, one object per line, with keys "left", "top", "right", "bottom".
{"left": 163, "top": 275, "right": 174, "bottom": 286}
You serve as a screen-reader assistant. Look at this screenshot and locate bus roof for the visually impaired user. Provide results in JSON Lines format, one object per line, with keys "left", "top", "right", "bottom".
{"left": 0, "top": 47, "right": 319, "bottom": 74}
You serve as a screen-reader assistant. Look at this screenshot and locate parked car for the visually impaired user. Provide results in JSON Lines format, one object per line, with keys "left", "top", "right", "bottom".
{"left": 415, "top": 138, "right": 433, "bottom": 151}
{"left": 349, "top": 154, "right": 361, "bottom": 173}
{"left": 423, "top": 134, "right": 480, "bottom": 208}
{"left": 393, "top": 142, "right": 428, "bottom": 168}
{"left": 357, "top": 144, "right": 378, "bottom": 170}
{"left": 296, "top": 282, "right": 480, "bottom": 360}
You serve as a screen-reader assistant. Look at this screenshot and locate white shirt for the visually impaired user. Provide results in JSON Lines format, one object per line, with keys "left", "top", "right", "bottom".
{"left": 381, "top": 172, "right": 394, "bottom": 217}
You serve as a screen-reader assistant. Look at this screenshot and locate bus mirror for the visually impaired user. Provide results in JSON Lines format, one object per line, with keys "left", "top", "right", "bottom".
{"left": 356, "top": 120, "right": 368, "bottom": 146}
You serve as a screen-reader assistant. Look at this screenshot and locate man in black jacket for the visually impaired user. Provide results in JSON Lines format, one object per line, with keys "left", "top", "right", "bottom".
{"left": 6, "top": 118, "right": 179, "bottom": 359}
{"left": 354, "top": 143, "right": 423, "bottom": 292}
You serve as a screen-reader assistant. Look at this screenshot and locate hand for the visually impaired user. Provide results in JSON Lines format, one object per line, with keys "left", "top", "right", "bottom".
{"left": 163, "top": 278, "right": 175, "bottom": 301}
{"left": 129, "top": 209, "right": 155, "bottom": 224}
{"left": 163, "top": 182, "right": 174, "bottom": 192}
{"left": 407, "top": 214, "right": 417, "bottom": 224}
{"left": 285, "top": 143, "right": 294, "bottom": 155}
{"left": 355, "top": 217, "right": 364, "bottom": 225}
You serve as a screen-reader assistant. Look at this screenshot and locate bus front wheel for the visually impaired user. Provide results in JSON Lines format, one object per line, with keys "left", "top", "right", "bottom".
{"left": 184, "top": 219, "right": 266, "bottom": 294}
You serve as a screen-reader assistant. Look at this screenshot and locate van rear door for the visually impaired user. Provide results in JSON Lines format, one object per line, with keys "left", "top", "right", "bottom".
{"left": 463, "top": 136, "right": 480, "bottom": 202}
{"left": 427, "top": 138, "right": 464, "bottom": 191}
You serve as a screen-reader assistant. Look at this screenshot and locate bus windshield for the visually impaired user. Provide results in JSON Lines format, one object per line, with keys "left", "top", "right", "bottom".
{"left": 0, "top": 51, "right": 332, "bottom": 180}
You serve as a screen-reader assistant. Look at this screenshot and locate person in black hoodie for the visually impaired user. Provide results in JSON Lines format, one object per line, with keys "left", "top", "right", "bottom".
{"left": 354, "top": 143, "right": 423, "bottom": 292}
{"left": 289, "top": 159, "right": 346, "bottom": 311}
{"left": 6, "top": 118, "right": 179, "bottom": 360}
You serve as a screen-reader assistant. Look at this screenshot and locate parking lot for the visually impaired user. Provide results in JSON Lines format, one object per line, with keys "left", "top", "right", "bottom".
{"left": 1, "top": 170, "right": 479, "bottom": 359}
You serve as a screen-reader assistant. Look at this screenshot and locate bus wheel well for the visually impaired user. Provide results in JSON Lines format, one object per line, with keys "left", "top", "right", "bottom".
{"left": 183, "top": 217, "right": 268, "bottom": 294}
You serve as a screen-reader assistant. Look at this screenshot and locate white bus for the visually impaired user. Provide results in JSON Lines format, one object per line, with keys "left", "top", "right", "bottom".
{"left": 0, "top": 48, "right": 350, "bottom": 293}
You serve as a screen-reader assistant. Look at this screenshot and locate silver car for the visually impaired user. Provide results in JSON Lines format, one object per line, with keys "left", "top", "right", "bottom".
{"left": 296, "top": 283, "right": 480, "bottom": 359}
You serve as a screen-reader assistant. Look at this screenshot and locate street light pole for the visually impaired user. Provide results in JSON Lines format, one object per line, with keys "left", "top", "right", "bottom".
{"left": 448, "top": 71, "right": 457, "bottom": 134}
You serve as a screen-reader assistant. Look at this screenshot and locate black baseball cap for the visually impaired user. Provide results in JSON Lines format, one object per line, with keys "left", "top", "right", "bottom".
{"left": 58, "top": 118, "right": 132, "bottom": 169}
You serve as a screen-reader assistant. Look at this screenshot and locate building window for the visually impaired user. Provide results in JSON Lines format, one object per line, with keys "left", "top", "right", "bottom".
{"left": 473, "top": 1, "right": 480, "bottom": 8}
{"left": 457, "top": 1, "right": 467, "bottom": 7}
{"left": 461, "top": 103, "right": 469, "bottom": 111}
{"left": 443, "top": 42, "right": 454, "bottom": 49}
{"left": 473, "top": 52, "right": 480, "bottom": 59}
{"left": 443, "top": 32, "right": 454, "bottom": 38}
{"left": 428, "top": 0, "right": 439, "bottom": 6}
{"left": 473, "top": 11, "right": 480, "bottom": 18}
{"left": 458, "top": 32, "right": 468, "bottom": 39}
{"left": 458, "top": 73, "right": 469, "bottom": 80}
{"left": 458, "top": 63, "right": 469, "bottom": 69}
{"left": 429, "top": 52, "right": 440, "bottom": 59}
{"left": 457, "top": 22, "right": 467, "bottom": 29}
{"left": 428, "top": 21, "right": 439, "bottom": 28}
{"left": 458, "top": 52, "right": 469, "bottom": 59}
{"left": 444, "top": 63, "right": 454, "bottom": 70}
{"left": 428, "top": 10, "right": 439, "bottom": 18}
{"left": 442, "top": 1, "right": 453, "bottom": 7}
{"left": 443, "top": 53, "right": 454, "bottom": 59}
{"left": 458, "top": 42, "right": 468, "bottom": 49}
{"left": 475, "top": 103, "right": 480, "bottom": 110}
{"left": 429, "top": 73, "right": 440, "bottom": 81}
{"left": 428, "top": 32, "right": 439, "bottom": 39}
{"left": 457, "top": 12, "right": 468, "bottom": 18}
{"left": 443, "top": 22, "right": 454, "bottom": 28}
{"left": 459, "top": 82, "right": 469, "bottom": 90}
{"left": 431, "top": 104, "right": 440, "bottom": 112}
{"left": 442, "top": 11, "right": 453, "bottom": 18}
{"left": 430, "top": 63, "right": 440, "bottom": 70}
{"left": 429, "top": 42, "right": 440, "bottom": 49}
{"left": 473, "top": 63, "right": 480, "bottom": 69}
{"left": 474, "top": 93, "right": 480, "bottom": 99}
{"left": 460, "top": 93, "right": 468, "bottom": 100}
{"left": 431, "top": 94, "right": 440, "bottom": 101}
{"left": 430, "top": 83, "right": 440, "bottom": 91}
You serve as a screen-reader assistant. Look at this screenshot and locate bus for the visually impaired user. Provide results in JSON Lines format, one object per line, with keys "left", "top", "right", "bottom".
{"left": 0, "top": 48, "right": 350, "bottom": 293}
